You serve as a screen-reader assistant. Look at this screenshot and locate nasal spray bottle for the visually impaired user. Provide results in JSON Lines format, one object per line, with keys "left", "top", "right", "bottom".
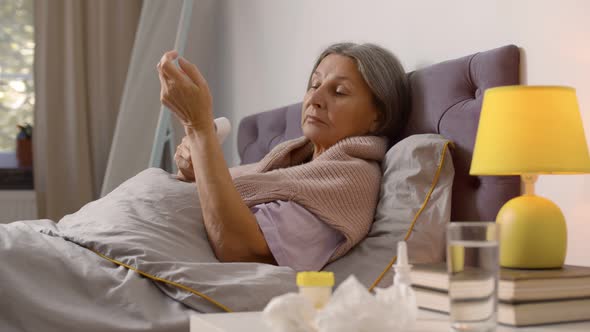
{"left": 376, "top": 241, "right": 418, "bottom": 329}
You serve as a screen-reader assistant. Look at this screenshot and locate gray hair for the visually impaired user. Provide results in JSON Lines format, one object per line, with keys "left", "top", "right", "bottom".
{"left": 307, "top": 42, "right": 411, "bottom": 145}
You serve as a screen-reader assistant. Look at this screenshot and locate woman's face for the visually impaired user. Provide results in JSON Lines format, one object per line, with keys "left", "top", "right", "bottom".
{"left": 301, "top": 54, "right": 379, "bottom": 152}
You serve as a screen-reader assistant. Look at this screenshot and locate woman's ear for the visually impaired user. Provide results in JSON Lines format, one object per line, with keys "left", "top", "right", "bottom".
{"left": 369, "top": 120, "right": 379, "bottom": 134}
{"left": 368, "top": 112, "right": 381, "bottom": 135}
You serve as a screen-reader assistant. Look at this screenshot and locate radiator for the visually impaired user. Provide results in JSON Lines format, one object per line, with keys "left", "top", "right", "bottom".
{"left": 0, "top": 190, "right": 37, "bottom": 223}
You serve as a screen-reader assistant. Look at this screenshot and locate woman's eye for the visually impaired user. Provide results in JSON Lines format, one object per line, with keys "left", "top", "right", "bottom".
{"left": 335, "top": 88, "right": 347, "bottom": 96}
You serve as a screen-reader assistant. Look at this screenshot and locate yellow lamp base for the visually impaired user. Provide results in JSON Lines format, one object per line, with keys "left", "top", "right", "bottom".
{"left": 496, "top": 195, "right": 567, "bottom": 269}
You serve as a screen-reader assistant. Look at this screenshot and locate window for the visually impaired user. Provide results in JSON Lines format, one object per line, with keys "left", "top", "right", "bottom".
{"left": 0, "top": 0, "right": 34, "bottom": 152}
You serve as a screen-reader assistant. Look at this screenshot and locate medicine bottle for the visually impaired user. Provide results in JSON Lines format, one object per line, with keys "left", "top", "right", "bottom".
{"left": 296, "top": 271, "right": 334, "bottom": 310}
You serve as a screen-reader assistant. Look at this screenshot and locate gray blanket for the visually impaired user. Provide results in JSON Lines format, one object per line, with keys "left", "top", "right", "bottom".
{"left": 0, "top": 220, "right": 191, "bottom": 332}
{"left": 1, "top": 165, "right": 422, "bottom": 331}
{"left": 0, "top": 168, "right": 297, "bottom": 331}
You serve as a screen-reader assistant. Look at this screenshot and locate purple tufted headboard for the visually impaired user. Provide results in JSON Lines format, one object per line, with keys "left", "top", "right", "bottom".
{"left": 237, "top": 45, "right": 521, "bottom": 222}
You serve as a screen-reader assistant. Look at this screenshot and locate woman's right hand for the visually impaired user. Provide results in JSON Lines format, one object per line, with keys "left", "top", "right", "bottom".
{"left": 175, "top": 136, "right": 195, "bottom": 182}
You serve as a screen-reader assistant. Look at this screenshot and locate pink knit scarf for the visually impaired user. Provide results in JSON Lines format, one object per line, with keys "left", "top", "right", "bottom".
{"left": 233, "top": 135, "right": 387, "bottom": 261}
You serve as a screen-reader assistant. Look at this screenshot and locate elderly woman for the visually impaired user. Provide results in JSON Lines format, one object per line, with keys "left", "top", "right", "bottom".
{"left": 0, "top": 42, "right": 410, "bottom": 332}
{"left": 157, "top": 42, "right": 410, "bottom": 271}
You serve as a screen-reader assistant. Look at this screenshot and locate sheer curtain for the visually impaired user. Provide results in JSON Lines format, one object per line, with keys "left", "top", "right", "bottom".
{"left": 34, "top": 0, "right": 142, "bottom": 220}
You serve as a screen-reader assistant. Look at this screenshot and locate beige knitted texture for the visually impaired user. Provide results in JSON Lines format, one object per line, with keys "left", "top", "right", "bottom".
{"left": 233, "top": 135, "right": 387, "bottom": 261}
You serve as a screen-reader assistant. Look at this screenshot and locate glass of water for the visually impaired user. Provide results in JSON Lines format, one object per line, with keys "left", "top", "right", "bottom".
{"left": 447, "top": 222, "right": 499, "bottom": 332}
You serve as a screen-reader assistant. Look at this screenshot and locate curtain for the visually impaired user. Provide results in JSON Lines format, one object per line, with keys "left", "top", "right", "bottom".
{"left": 34, "top": 0, "right": 142, "bottom": 220}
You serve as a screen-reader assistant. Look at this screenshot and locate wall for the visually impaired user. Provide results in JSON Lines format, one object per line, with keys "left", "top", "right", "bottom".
{"left": 209, "top": 0, "right": 590, "bottom": 266}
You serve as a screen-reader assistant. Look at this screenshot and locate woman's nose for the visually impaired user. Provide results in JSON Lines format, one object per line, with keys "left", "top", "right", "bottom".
{"left": 308, "top": 87, "right": 326, "bottom": 109}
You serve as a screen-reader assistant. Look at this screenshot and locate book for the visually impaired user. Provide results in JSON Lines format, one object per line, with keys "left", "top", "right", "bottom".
{"left": 414, "top": 286, "right": 590, "bottom": 326}
{"left": 411, "top": 263, "right": 590, "bottom": 302}
{"left": 410, "top": 263, "right": 590, "bottom": 326}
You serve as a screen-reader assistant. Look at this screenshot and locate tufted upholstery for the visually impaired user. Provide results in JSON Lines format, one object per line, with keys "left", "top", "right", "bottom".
{"left": 237, "top": 45, "right": 521, "bottom": 222}
{"left": 238, "top": 103, "right": 304, "bottom": 164}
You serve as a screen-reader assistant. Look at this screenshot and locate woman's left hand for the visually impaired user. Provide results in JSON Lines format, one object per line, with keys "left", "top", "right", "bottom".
{"left": 157, "top": 51, "right": 213, "bottom": 132}
{"left": 175, "top": 136, "right": 196, "bottom": 182}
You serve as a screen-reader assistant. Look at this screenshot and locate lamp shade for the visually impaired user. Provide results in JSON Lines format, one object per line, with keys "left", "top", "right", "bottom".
{"left": 471, "top": 86, "right": 590, "bottom": 175}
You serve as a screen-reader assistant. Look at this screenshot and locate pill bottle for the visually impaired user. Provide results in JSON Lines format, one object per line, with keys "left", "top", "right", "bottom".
{"left": 296, "top": 271, "right": 335, "bottom": 310}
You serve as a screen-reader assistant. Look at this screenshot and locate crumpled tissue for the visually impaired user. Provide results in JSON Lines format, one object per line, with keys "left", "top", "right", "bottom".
{"left": 262, "top": 275, "right": 415, "bottom": 332}
{"left": 374, "top": 280, "right": 417, "bottom": 331}
{"left": 263, "top": 293, "right": 317, "bottom": 332}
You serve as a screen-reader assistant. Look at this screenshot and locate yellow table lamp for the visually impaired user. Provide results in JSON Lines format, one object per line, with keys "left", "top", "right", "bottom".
{"left": 470, "top": 86, "right": 590, "bottom": 269}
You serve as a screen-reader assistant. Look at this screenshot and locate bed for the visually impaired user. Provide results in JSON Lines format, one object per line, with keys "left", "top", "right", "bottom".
{"left": 0, "top": 45, "right": 520, "bottom": 332}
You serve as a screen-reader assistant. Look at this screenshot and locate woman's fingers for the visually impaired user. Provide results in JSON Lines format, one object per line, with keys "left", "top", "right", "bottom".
{"left": 176, "top": 142, "right": 191, "bottom": 161}
{"left": 181, "top": 143, "right": 191, "bottom": 160}
{"left": 161, "top": 61, "right": 187, "bottom": 84}
{"left": 177, "top": 158, "right": 191, "bottom": 171}
{"left": 174, "top": 141, "right": 195, "bottom": 182}
{"left": 178, "top": 57, "right": 207, "bottom": 87}
{"left": 157, "top": 60, "right": 191, "bottom": 121}
{"left": 159, "top": 53, "right": 191, "bottom": 85}
{"left": 157, "top": 50, "right": 178, "bottom": 71}
{"left": 166, "top": 50, "right": 178, "bottom": 59}
{"left": 156, "top": 51, "right": 176, "bottom": 79}
{"left": 156, "top": 50, "right": 214, "bottom": 133}
{"left": 175, "top": 150, "right": 192, "bottom": 173}
{"left": 157, "top": 71, "right": 169, "bottom": 100}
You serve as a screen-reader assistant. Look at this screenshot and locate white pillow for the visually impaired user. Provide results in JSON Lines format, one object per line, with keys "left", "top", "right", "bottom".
{"left": 324, "top": 134, "right": 454, "bottom": 288}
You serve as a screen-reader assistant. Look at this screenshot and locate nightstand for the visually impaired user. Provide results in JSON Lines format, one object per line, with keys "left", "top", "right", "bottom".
{"left": 191, "top": 310, "right": 590, "bottom": 332}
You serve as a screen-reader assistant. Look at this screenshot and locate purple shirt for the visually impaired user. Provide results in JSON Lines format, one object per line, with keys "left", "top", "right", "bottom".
{"left": 251, "top": 200, "right": 344, "bottom": 272}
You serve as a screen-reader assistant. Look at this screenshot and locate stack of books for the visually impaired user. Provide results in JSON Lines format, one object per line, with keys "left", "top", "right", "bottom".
{"left": 410, "top": 263, "right": 590, "bottom": 326}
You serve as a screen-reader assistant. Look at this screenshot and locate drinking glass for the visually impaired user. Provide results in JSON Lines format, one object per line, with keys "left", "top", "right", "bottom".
{"left": 447, "top": 222, "right": 499, "bottom": 332}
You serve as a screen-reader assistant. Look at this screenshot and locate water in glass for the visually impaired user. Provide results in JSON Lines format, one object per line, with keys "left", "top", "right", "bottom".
{"left": 447, "top": 223, "right": 499, "bottom": 332}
